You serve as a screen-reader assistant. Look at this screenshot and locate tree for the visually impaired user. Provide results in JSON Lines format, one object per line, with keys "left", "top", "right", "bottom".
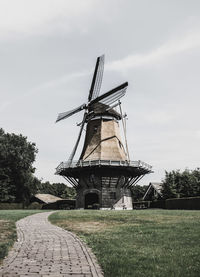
{"left": 131, "top": 185, "right": 148, "bottom": 201}
{"left": 36, "top": 181, "right": 76, "bottom": 199}
{"left": 162, "top": 171, "right": 178, "bottom": 199}
{"left": 0, "top": 128, "right": 38, "bottom": 204}
{"left": 161, "top": 169, "right": 200, "bottom": 199}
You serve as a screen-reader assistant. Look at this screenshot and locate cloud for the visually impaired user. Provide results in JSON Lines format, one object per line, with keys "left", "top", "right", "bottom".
{"left": 0, "top": 69, "right": 90, "bottom": 115}
{"left": 0, "top": 0, "right": 96, "bottom": 38}
{"left": 196, "top": 130, "right": 200, "bottom": 138}
{"left": 0, "top": 101, "right": 10, "bottom": 112}
{"left": 28, "top": 70, "right": 90, "bottom": 94}
{"left": 107, "top": 30, "right": 200, "bottom": 71}
{"left": 143, "top": 110, "right": 174, "bottom": 125}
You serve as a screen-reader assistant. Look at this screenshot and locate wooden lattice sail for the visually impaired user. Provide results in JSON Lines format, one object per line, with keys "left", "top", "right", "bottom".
{"left": 55, "top": 55, "right": 152, "bottom": 209}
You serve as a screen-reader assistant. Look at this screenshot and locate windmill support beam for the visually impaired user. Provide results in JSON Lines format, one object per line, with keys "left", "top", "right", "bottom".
{"left": 63, "top": 176, "right": 77, "bottom": 188}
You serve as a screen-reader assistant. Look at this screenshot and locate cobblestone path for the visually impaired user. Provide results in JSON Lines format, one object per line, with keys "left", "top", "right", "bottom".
{"left": 0, "top": 212, "right": 103, "bottom": 277}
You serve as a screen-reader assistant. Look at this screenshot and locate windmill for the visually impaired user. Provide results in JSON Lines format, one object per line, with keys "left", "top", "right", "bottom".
{"left": 56, "top": 55, "right": 152, "bottom": 209}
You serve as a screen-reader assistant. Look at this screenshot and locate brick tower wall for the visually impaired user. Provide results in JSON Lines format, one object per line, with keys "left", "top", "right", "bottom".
{"left": 80, "top": 118, "right": 127, "bottom": 161}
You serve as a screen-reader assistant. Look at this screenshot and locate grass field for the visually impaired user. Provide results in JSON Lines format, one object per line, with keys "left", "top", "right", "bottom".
{"left": 50, "top": 209, "right": 200, "bottom": 277}
{"left": 0, "top": 210, "right": 45, "bottom": 263}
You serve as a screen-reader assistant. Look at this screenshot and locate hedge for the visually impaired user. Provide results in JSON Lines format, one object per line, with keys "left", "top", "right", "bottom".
{"left": 166, "top": 196, "right": 200, "bottom": 210}
{"left": 150, "top": 200, "right": 166, "bottom": 209}
{"left": 0, "top": 203, "right": 23, "bottom": 209}
{"left": 26, "top": 202, "right": 43, "bottom": 209}
{"left": 132, "top": 201, "right": 150, "bottom": 209}
{"left": 0, "top": 202, "right": 43, "bottom": 210}
{"left": 42, "top": 199, "right": 75, "bottom": 210}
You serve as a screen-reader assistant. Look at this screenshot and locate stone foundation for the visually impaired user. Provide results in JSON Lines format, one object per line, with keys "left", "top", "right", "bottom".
{"left": 76, "top": 175, "right": 133, "bottom": 209}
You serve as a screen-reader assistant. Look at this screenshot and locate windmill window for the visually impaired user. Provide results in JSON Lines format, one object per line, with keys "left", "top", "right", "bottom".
{"left": 94, "top": 126, "right": 98, "bottom": 133}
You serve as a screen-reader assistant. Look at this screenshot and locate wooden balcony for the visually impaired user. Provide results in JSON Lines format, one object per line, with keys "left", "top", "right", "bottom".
{"left": 56, "top": 159, "right": 152, "bottom": 175}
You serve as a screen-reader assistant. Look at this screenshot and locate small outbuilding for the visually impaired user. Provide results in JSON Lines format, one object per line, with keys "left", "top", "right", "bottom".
{"left": 143, "top": 182, "right": 163, "bottom": 201}
{"left": 31, "top": 193, "right": 63, "bottom": 204}
{"left": 31, "top": 193, "right": 75, "bottom": 209}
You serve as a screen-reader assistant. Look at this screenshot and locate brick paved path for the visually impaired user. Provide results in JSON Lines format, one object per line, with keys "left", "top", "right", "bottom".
{"left": 0, "top": 212, "right": 103, "bottom": 277}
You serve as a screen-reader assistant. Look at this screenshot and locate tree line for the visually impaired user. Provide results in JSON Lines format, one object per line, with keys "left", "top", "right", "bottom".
{"left": 0, "top": 128, "right": 199, "bottom": 203}
{"left": 0, "top": 128, "right": 75, "bottom": 204}
{"left": 131, "top": 169, "right": 200, "bottom": 201}
{"left": 162, "top": 169, "right": 200, "bottom": 199}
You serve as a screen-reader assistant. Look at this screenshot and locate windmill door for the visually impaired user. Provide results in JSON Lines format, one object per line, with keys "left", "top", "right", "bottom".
{"left": 85, "top": 193, "right": 99, "bottom": 209}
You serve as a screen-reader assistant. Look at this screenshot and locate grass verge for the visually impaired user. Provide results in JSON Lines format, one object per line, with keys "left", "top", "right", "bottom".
{"left": 0, "top": 210, "right": 45, "bottom": 263}
{"left": 49, "top": 209, "right": 200, "bottom": 277}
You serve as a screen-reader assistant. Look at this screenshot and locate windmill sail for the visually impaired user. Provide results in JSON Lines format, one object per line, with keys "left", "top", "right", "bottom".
{"left": 56, "top": 104, "right": 86, "bottom": 123}
{"left": 89, "top": 82, "right": 128, "bottom": 107}
{"left": 88, "top": 55, "right": 105, "bottom": 102}
{"left": 56, "top": 57, "right": 128, "bottom": 166}
{"left": 67, "top": 112, "right": 87, "bottom": 165}
{"left": 100, "top": 87, "right": 127, "bottom": 106}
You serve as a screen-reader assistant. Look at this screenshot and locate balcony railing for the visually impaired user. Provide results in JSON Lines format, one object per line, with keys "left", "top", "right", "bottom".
{"left": 56, "top": 159, "right": 152, "bottom": 174}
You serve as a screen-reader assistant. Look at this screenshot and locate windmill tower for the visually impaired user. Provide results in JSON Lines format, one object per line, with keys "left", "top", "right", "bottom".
{"left": 56, "top": 55, "right": 152, "bottom": 209}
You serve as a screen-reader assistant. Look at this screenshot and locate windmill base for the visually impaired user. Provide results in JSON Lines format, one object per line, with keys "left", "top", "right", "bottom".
{"left": 76, "top": 187, "right": 133, "bottom": 210}
{"left": 56, "top": 160, "right": 153, "bottom": 210}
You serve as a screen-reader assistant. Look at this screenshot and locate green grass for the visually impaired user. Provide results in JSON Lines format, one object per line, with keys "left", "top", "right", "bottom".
{"left": 0, "top": 210, "right": 45, "bottom": 263}
{"left": 49, "top": 210, "right": 200, "bottom": 277}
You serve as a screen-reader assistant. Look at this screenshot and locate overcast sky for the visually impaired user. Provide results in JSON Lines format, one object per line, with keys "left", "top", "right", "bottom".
{"left": 1, "top": 0, "right": 200, "bottom": 185}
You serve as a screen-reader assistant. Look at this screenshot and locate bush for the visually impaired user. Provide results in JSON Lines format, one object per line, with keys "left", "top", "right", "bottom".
{"left": 0, "top": 242, "right": 8, "bottom": 259}
{"left": 26, "top": 202, "right": 43, "bottom": 209}
{"left": 166, "top": 197, "right": 200, "bottom": 210}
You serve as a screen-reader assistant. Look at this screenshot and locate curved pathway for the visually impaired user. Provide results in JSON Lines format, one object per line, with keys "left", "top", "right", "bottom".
{"left": 0, "top": 212, "right": 103, "bottom": 277}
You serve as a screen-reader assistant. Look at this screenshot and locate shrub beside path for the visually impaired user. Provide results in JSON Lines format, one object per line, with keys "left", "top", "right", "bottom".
{"left": 0, "top": 211, "right": 103, "bottom": 277}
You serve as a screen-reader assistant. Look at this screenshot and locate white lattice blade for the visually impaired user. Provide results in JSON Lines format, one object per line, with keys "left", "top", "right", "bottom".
{"left": 56, "top": 104, "right": 86, "bottom": 122}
